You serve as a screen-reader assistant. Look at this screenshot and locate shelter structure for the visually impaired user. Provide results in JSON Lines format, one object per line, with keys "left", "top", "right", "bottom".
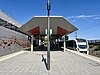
{"left": 20, "top": 16, "right": 78, "bottom": 51}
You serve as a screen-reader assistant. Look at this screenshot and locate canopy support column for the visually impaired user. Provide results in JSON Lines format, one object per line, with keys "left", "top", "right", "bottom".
{"left": 31, "top": 35, "right": 34, "bottom": 52}
{"left": 64, "top": 35, "right": 66, "bottom": 52}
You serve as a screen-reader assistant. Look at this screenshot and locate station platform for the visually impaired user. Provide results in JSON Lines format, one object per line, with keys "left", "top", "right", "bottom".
{"left": 0, "top": 50, "right": 100, "bottom": 75}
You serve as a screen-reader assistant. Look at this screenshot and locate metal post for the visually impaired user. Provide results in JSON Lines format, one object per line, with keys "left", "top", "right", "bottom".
{"left": 87, "top": 41, "right": 89, "bottom": 55}
{"left": 64, "top": 35, "right": 66, "bottom": 52}
{"left": 47, "top": 0, "right": 50, "bottom": 70}
{"left": 31, "top": 35, "right": 33, "bottom": 52}
{"left": 75, "top": 31, "right": 77, "bottom": 39}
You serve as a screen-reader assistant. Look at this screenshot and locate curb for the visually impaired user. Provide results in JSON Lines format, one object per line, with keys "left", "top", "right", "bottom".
{"left": 0, "top": 51, "right": 26, "bottom": 62}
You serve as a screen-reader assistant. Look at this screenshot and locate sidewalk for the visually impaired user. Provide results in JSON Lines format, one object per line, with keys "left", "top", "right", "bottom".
{"left": 0, "top": 51, "right": 100, "bottom": 75}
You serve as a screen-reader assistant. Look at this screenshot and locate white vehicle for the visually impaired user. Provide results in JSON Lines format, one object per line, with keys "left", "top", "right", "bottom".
{"left": 66, "top": 38, "right": 89, "bottom": 54}
{"left": 75, "top": 38, "right": 89, "bottom": 54}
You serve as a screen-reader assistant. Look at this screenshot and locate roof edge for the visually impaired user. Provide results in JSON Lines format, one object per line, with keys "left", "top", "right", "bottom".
{"left": 34, "top": 16, "right": 63, "bottom": 17}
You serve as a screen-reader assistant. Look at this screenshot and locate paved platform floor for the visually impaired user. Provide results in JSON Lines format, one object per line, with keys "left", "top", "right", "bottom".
{"left": 0, "top": 51, "right": 100, "bottom": 75}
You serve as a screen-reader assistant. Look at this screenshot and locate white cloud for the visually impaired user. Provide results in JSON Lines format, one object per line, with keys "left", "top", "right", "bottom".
{"left": 74, "top": 15, "right": 92, "bottom": 18}
{"left": 72, "top": 20, "right": 76, "bottom": 22}
{"left": 94, "top": 17, "right": 100, "bottom": 20}
{"left": 67, "top": 15, "right": 100, "bottom": 19}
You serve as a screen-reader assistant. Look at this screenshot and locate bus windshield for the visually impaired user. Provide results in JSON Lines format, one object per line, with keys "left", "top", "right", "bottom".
{"left": 78, "top": 45, "right": 87, "bottom": 49}
{"left": 76, "top": 39, "right": 86, "bottom": 42}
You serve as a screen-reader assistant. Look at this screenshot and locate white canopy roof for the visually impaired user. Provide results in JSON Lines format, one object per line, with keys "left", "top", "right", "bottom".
{"left": 20, "top": 16, "right": 78, "bottom": 36}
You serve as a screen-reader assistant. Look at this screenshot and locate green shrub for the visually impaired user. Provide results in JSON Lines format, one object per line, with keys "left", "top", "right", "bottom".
{"left": 95, "top": 45, "right": 100, "bottom": 51}
{"left": 89, "top": 45, "right": 94, "bottom": 48}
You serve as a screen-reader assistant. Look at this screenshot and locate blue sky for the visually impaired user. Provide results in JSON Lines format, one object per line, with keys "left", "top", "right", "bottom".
{"left": 0, "top": 0, "right": 100, "bottom": 40}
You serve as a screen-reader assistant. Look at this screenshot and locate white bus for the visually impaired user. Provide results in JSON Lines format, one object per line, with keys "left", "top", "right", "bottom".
{"left": 66, "top": 38, "right": 89, "bottom": 54}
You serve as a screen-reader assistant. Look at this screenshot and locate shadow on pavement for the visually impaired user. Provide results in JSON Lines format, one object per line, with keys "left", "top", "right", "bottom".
{"left": 41, "top": 54, "right": 48, "bottom": 70}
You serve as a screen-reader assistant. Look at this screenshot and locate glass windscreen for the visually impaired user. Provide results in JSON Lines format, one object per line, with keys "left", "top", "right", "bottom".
{"left": 78, "top": 45, "right": 87, "bottom": 49}
{"left": 76, "top": 39, "right": 86, "bottom": 42}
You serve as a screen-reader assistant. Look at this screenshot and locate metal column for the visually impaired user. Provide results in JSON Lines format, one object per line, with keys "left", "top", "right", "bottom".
{"left": 31, "top": 35, "right": 33, "bottom": 52}
{"left": 64, "top": 35, "right": 66, "bottom": 52}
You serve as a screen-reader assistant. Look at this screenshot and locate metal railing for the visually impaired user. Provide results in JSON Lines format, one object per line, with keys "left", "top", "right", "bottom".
{"left": 0, "top": 9, "right": 21, "bottom": 26}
